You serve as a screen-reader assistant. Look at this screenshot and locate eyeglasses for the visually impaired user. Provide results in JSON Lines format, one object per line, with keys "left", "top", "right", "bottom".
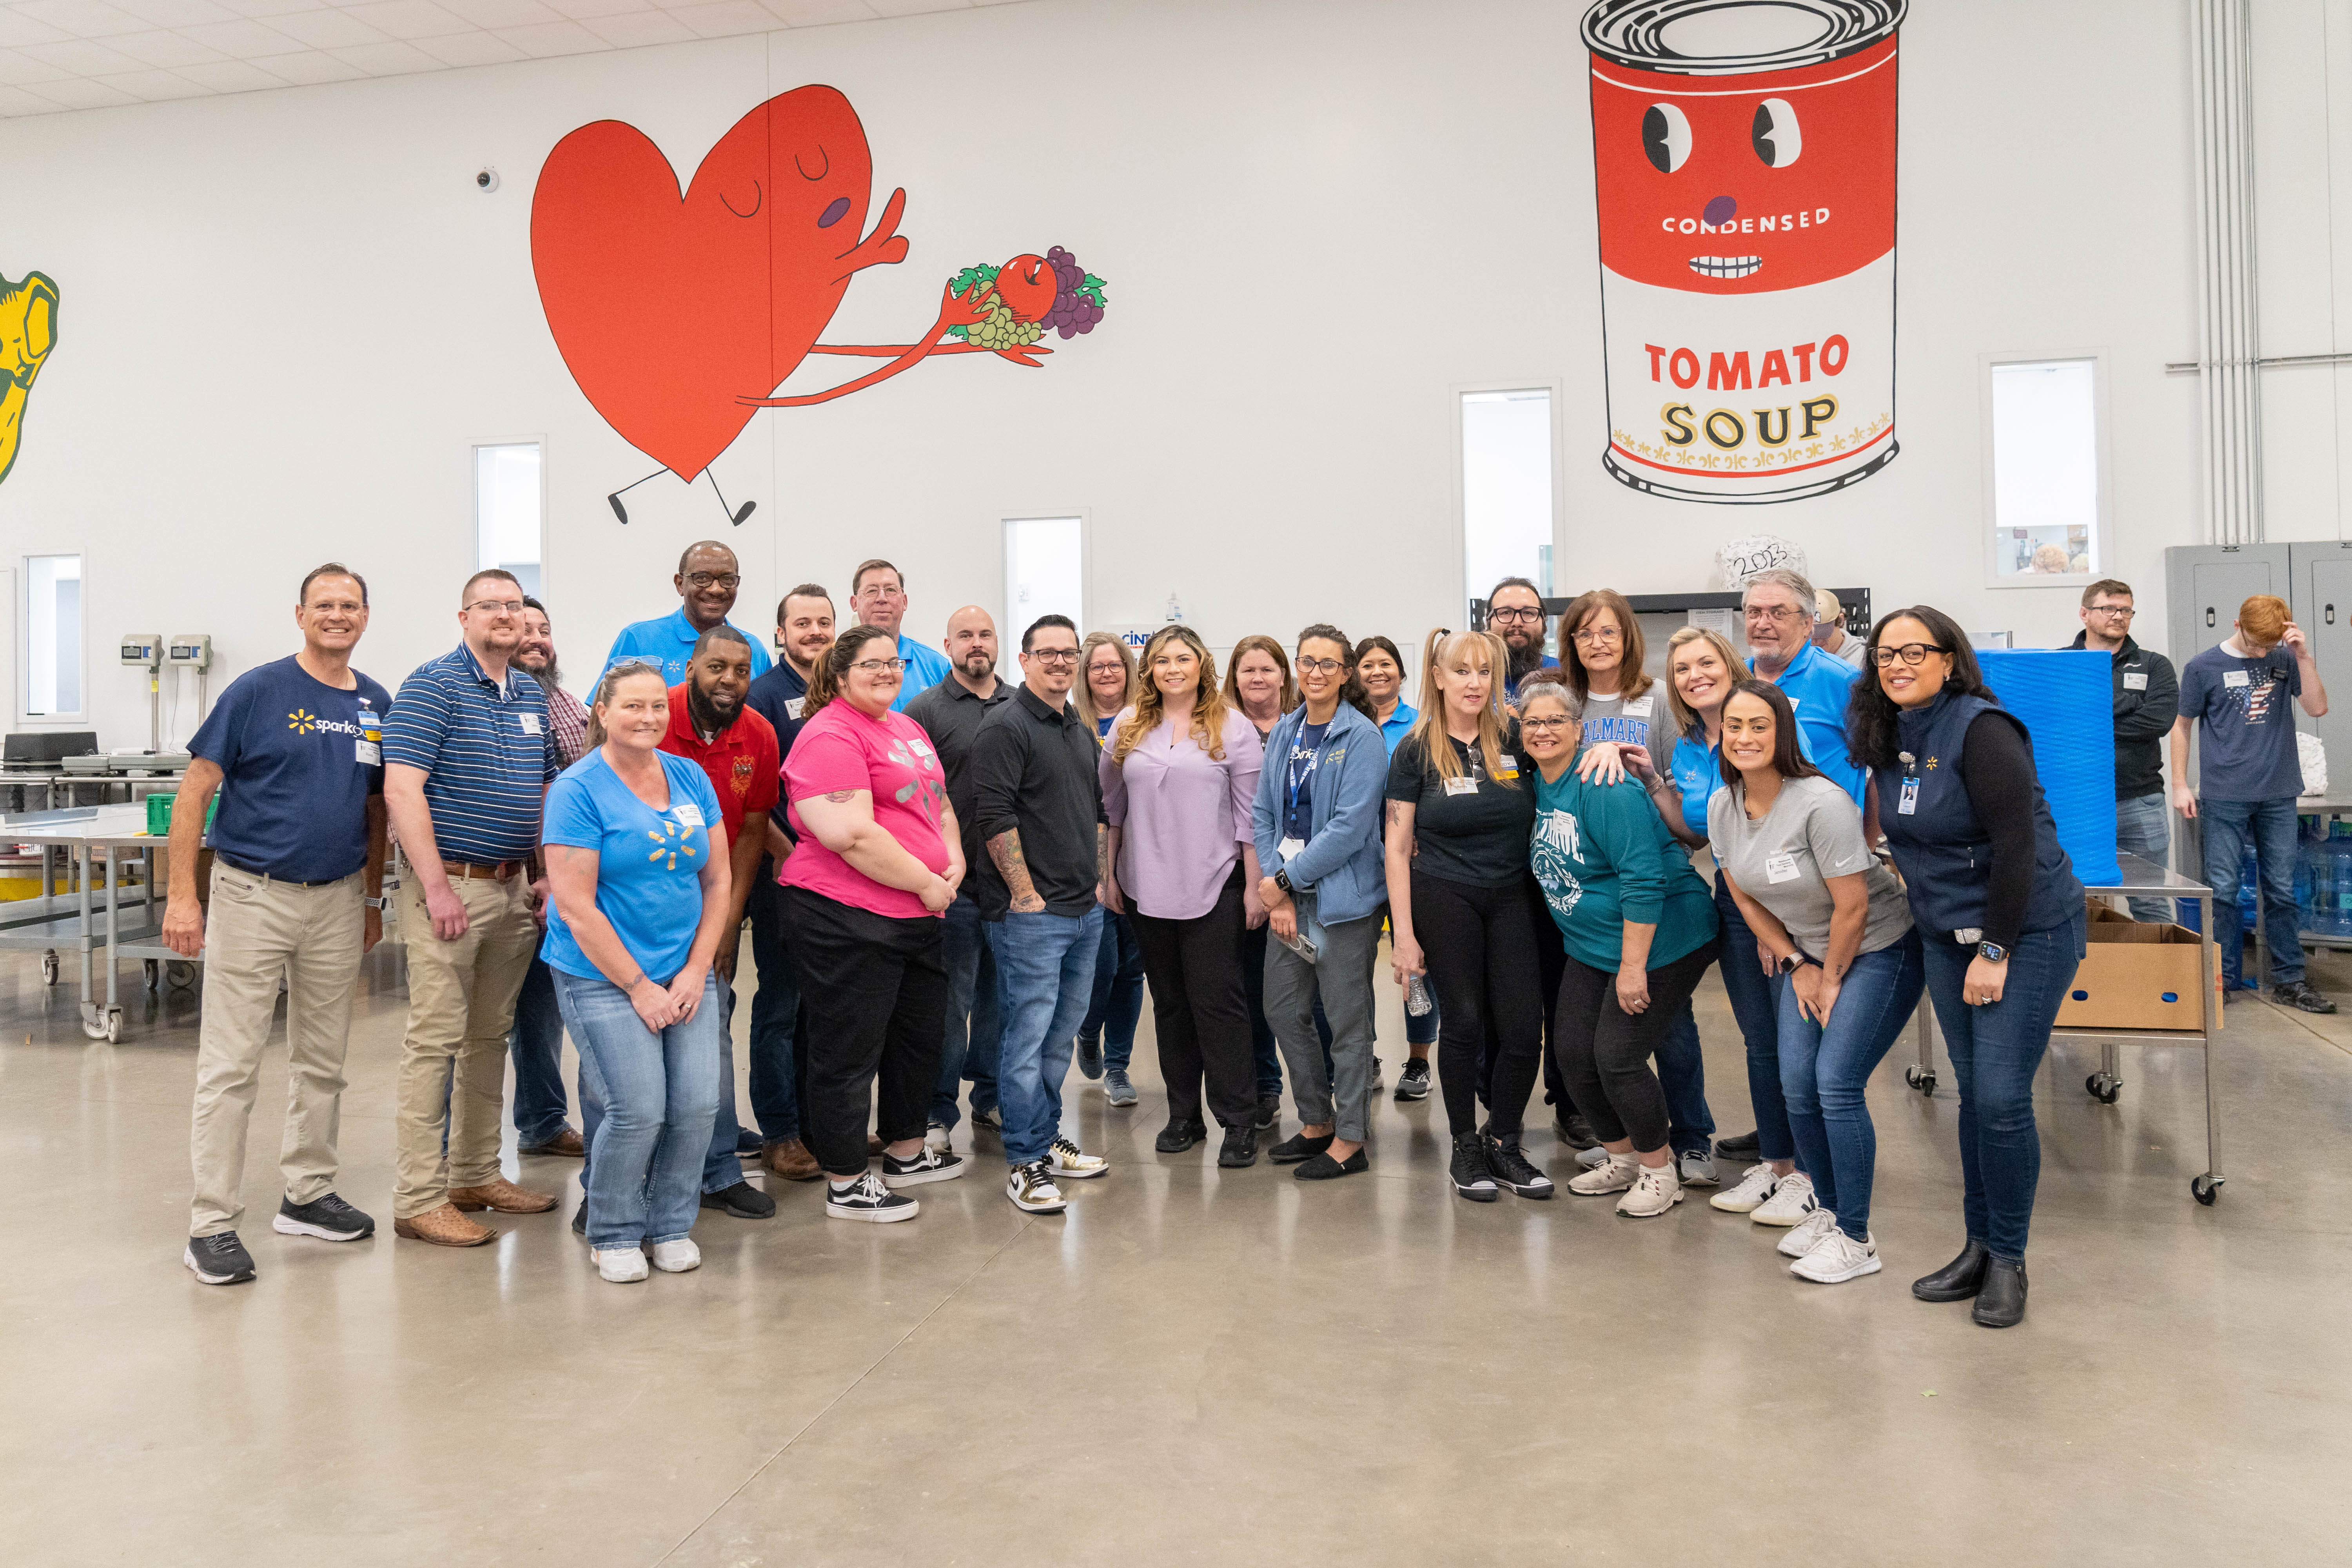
{"left": 1296, "top": 656, "right": 1346, "bottom": 674}
{"left": 684, "top": 572, "right": 740, "bottom": 591}
{"left": 848, "top": 657, "right": 906, "bottom": 675}
{"left": 1488, "top": 608, "right": 1546, "bottom": 624}
{"left": 466, "top": 598, "right": 525, "bottom": 616}
{"left": 1029, "top": 648, "right": 1081, "bottom": 665}
{"left": 1872, "top": 642, "right": 1951, "bottom": 667}
{"left": 1571, "top": 626, "right": 1622, "bottom": 646}
{"left": 1744, "top": 604, "right": 1808, "bottom": 624}
{"left": 2087, "top": 604, "right": 2136, "bottom": 619}
{"left": 855, "top": 584, "right": 904, "bottom": 600}
{"left": 1521, "top": 715, "right": 1575, "bottom": 732}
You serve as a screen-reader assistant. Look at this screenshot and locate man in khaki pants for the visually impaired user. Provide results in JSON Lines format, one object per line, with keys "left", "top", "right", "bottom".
{"left": 172, "top": 563, "right": 392, "bottom": 1285}
{"left": 381, "top": 568, "right": 564, "bottom": 1246}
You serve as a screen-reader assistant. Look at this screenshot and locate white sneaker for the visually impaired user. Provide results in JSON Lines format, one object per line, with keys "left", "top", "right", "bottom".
{"left": 1710, "top": 1162, "right": 1780, "bottom": 1213}
{"left": 1776, "top": 1207, "right": 1838, "bottom": 1259}
{"left": 1007, "top": 1160, "right": 1067, "bottom": 1213}
{"left": 924, "top": 1121, "right": 951, "bottom": 1153}
{"left": 592, "top": 1246, "right": 648, "bottom": 1283}
{"left": 1574, "top": 1143, "right": 1612, "bottom": 1170}
{"left": 1751, "top": 1169, "right": 1817, "bottom": 1227}
{"left": 1791, "top": 1227, "right": 1882, "bottom": 1283}
{"left": 1615, "top": 1162, "right": 1684, "bottom": 1218}
{"left": 650, "top": 1238, "right": 701, "bottom": 1273}
{"left": 1567, "top": 1152, "right": 1639, "bottom": 1195}
{"left": 1046, "top": 1136, "right": 1108, "bottom": 1180}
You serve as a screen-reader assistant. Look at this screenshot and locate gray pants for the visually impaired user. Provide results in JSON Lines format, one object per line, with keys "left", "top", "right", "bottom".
{"left": 1264, "top": 898, "right": 1381, "bottom": 1143}
{"left": 2114, "top": 790, "right": 2175, "bottom": 924}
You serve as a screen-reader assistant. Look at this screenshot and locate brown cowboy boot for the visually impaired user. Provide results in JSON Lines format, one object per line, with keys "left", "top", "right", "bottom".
{"left": 393, "top": 1203, "right": 494, "bottom": 1247}
{"left": 448, "top": 1176, "right": 558, "bottom": 1214}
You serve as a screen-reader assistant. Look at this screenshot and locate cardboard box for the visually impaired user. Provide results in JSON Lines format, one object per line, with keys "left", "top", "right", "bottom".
{"left": 2053, "top": 905, "right": 2221, "bottom": 1032}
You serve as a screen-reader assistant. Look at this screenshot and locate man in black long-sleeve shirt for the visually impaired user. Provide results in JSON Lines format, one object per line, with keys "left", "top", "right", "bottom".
{"left": 966, "top": 613, "right": 1111, "bottom": 1213}
{"left": 2069, "top": 579, "right": 2180, "bottom": 922}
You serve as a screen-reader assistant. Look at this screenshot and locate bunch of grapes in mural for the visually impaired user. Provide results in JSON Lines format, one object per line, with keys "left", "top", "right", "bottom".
{"left": 946, "top": 247, "right": 1109, "bottom": 347}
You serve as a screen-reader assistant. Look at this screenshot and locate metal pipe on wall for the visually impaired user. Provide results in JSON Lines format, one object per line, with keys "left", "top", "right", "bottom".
{"left": 2193, "top": 0, "right": 2265, "bottom": 544}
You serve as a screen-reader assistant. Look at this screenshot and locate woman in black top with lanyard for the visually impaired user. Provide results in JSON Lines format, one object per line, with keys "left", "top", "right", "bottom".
{"left": 1386, "top": 628, "right": 1551, "bottom": 1204}
{"left": 1847, "top": 606, "right": 2085, "bottom": 1329}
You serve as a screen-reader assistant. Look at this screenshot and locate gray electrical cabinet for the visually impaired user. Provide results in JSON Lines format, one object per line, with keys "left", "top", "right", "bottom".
{"left": 2165, "top": 541, "right": 2352, "bottom": 791}
{"left": 2165, "top": 543, "right": 2290, "bottom": 666}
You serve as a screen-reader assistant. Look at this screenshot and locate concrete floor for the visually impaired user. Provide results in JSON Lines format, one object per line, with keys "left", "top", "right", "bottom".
{"left": 3, "top": 937, "right": 2350, "bottom": 1567}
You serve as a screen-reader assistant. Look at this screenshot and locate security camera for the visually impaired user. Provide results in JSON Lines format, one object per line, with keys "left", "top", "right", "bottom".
{"left": 475, "top": 167, "right": 499, "bottom": 193}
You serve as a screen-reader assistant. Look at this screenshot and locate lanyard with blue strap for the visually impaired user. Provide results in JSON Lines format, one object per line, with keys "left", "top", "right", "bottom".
{"left": 1285, "top": 724, "right": 1321, "bottom": 833}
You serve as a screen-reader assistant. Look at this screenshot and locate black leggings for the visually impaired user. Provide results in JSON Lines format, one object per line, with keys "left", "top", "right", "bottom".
{"left": 1553, "top": 941, "right": 1719, "bottom": 1154}
{"left": 1414, "top": 871, "right": 1546, "bottom": 1138}
{"left": 1128, "top": 868, "right": 1256, "bottom": 1129}
{"left": 782, "top": 885, "right": 947, "bottom": 1177}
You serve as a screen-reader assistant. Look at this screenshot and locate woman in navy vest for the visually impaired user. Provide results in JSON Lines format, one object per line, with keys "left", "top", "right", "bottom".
{"left": 1846, "top": 607, "right": 2085, "bottom": 1329}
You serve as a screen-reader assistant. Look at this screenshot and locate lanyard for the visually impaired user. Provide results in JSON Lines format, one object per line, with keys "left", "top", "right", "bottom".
{"left": 1286, "top": 728, "right": 1322, "bottom": 822}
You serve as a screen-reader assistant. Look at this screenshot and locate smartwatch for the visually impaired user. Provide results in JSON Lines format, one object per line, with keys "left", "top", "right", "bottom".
{"left": 1775, "top": 951, "right": 1811, "bottom": 975}
{"left": 1977, "top": 940, "right": 2009, "bottom": 963}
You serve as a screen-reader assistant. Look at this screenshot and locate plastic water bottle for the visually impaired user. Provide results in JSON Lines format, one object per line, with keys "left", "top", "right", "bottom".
{"left": 2239, "top": 843, "right": 2261, "bottom": 934}
{"left": 2332, "top": 823, "right": 2352, "bottom": 936}
{"left": 1405, "top": 975, "right": 1434, "bottom": 1016}
{"left": 2298, "top": 828, "right": 2322, "bottom": 934}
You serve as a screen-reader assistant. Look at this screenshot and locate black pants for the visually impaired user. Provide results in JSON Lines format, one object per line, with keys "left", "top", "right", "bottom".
{"left": 781, "top": 884, "right": 947, "bottom": 1177}
{"left": 1129, "top": 867, "right": 1256, "bottom": 1129}
{"left": 1553, "top": 941, "right": 1719, "bottom": 1153}
{"left": 1414, "top": 870, "right": 1546, "bottom": 1138}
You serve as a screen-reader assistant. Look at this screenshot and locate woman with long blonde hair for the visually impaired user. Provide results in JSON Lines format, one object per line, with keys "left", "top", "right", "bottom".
{"left": 1384, "top": 628, "right": 1552, "bottom": 1203}
{"left": 1072, "top": 630, "right": 1147, "bottom": 1102}
{"left": 1100, "top": 626, "right": 1269, "bottom": 1164}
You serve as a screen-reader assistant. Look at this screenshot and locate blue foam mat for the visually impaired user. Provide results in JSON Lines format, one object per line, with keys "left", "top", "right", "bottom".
{"left": 1975, "top": 649, "right": 2122, "bottom": 887}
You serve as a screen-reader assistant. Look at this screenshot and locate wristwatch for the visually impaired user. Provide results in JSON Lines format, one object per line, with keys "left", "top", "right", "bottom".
{"left": 1775, "top": 951, "right": 1815, "bottom": 975}
{"left": 1273, "top": 868, "right": 1294, "bottom": 894}
{"left": 1977, "top": 940, "right": 2009, "bottom": 963}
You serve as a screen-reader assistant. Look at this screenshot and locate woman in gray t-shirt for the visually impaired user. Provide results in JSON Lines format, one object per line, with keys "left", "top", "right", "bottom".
{"left": 1707, "top": 681, "right": 1925, "bottom": 1286}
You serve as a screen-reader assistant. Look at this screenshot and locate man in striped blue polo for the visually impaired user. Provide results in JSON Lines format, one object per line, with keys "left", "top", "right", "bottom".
{"left": 382, "top": 569, "right": 566, "bottom": 1247}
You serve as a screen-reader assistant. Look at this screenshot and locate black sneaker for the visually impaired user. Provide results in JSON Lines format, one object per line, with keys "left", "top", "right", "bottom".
{"left": 1218, "top": 1124, "right": 1258, "bottom": 1168}
{"left": 1155, "top": 1118, "right": 1205, "bottom": 1154}
{"left": 1254, "top": 1091, "right": 1281, "bottom": 1130}
{"left": 1269, "top": 1130, "right": 1334, "bottom": 1164}
{"left": 699, "top": 1180, "right": 777, "bottom": 1219}
{"left": 880, "top": 1146, "right": 966, "bottom": 1188}
{"left": 184, "top": 1230, "right": 256, "bottom": 1285}
{"left": 968, "top": 1105, "right": 1002, "bottom": 1134}
{"left": 826, "top": 1170, "right": 918, "bottom": 1223}
{"left": 1485, "top": 1133, "right": 1555, "bottom": 1199}
{"left": 1076, "top": 1034, "right": 1104, "bottom": 1080}
{"left": 1449, "top": 1131, "right": 1499, "bottom": 1203}
{"left": 1394, "top": 1058, "right": 1432, "bottom": 1101}
{"left": 1716, "top": 1129, "right": 1761, "bottom": 1160}
{"left": 571, "top": 1201, "right": 587, "bottom": 1237}
{"left": 1555, "top": 1113, "right": 1599, "bottom": 1151}
{"left": 2272, "top": 979, "right": 2339, "bottom": 1014}
{"left": 1296, "top": 1147, "right": 1368, "bottom": 1181}
{"left": 273, "top": 1192, "right": 376, "bottom": 1242}
{"left": 735, "top": 1128, "right": 765, "bottom": 1157}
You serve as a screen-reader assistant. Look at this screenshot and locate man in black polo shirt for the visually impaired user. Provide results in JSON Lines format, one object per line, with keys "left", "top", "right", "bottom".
{"left": 904, "top": 605, "right": 1011, "bottom": 1147}
{"left": 967, "top": 614, "right": 1111, "bottom": 1213}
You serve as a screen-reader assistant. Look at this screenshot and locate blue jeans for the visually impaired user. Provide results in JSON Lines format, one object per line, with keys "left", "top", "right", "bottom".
{"left": 988, "top": 906, "right": 1103, "bottom": 1167}
{"left": 2113, "top": 790, "right": 2176, "bottom": 924}
{"left": 1655, "top": 1002, "right": 1716, "bottom": 1156}
{"left": 745, "top": 873, "right": 802, "bottom": 1143}
{"left": 556, "top": 967, "right": 723, "bottom": 1251}
{"left": 1778, "top": 932, "right": 1926, "bottom": 1239}
{"left": 508, "top": 954, "right": 573, "bottom": 1148}
{"left": 934, "top": 893, "right": 1002, "bottom": 1128}
{"left": 1919, "top": 912, "right": 2086, "bottom": 1263}
{"left": 1716, "top": 873, "right": 1795, "bottom": 1163}
{"left": 700, "top": 985, "right": 747, "bottom": 1194}
{"left": 1079, "top": 909, "right": 1145, "bottom": 1073}
{"left": 2200, "top": 796, "right": 2304, "bottom": 989}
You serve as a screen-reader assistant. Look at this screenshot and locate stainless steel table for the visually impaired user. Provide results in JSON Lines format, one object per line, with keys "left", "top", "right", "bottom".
{"left": 0, "top": 804, "right": 197, "bottom": 1042}
{"left": 1903, "top": 852, "right": 2224, "bottom": 1205}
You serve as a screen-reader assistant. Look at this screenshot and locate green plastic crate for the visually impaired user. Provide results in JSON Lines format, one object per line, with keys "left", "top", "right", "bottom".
{"left": 145, "top": 792, "right": 217, "bottom": 837}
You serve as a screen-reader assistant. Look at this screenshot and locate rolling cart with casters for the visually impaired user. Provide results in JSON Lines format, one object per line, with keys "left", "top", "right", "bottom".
{"left": 0, "top": 805, "right": 200, "bottom": 1042}
{"left": 1904, "top": 853, "right": 2223, "bottom": 1205}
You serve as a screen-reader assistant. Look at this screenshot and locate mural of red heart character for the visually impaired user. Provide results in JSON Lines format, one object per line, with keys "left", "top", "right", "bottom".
{"left": 530, "top": 84, "right": 1111, "bottom": 525}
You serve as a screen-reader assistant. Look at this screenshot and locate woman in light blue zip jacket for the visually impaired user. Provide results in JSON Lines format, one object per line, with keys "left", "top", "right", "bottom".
{"left": 1250, "top": 625, "right": 1392, "bottom": 1180}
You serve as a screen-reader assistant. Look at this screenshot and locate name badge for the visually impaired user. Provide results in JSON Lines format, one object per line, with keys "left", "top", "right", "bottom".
{"left": 1898, "top": 776, "right": 1921, "bottom": 815}
{"left": 786, "top": 697, "right": 806, "bottom": 720}
{"left": 1495, "top": 754, "right": 1519, "bottom": 779}
{"left": 519, "top": 711, "right": 544, "bottom": 735}
{"left": 356, "top": 739, "right": 381, "bottom": 766}
{"left": 2223, "top": 669, "right": 2250, "bottom": 688}
{"left": 2123, "top": 672, "right": 2148, "bottom": 691}
{"left": 1765, "top": 852, "right": 1800, "bottom": 884}
{"left": 1278, "top": 835, "right": 1305, "bottom": 861}
{"left": 1623, "top": 695, "right": 1654, "bottom": 719}
{"left": 674, "top": 803, "right": 705, "bottom": 828}
{"left": 1445, "top": 776, "right": 1479, "bottom": 797}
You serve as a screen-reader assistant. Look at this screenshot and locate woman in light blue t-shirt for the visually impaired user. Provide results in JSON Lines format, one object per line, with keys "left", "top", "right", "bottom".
{"left": 542, "top": 661, "right": 730, "bottom": 1284}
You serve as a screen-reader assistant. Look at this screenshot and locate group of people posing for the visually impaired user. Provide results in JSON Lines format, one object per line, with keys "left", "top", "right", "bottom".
{"left": 173, "top": 545, "right": 2309, "bottom": 1332}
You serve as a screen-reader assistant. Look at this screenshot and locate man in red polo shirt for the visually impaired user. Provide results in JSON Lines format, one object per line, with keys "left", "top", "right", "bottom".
{"left": 660, "top": 626, "right": 782, "bottom": 1220}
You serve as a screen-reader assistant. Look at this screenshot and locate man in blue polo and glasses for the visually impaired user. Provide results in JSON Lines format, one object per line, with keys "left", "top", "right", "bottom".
{"left": 604, "top": 540, "right": 773, "bottom": 685}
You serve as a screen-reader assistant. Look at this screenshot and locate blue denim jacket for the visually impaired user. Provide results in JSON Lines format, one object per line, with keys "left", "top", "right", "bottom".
{"left": 1250, "top": 702, "right": 1390, "bottom": 925}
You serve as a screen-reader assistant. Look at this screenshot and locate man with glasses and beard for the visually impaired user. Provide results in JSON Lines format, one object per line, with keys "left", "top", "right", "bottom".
{"left": 1488, "top": 576, "right": 1559, "bottom": 706}
{"left": 506, "top": 596, "right": 593, "bottom": 1158}
{"left": 606, "top": 540, "right": 773, "bottom": 685}
{"left": 904, "top": 606, "right": 1012, "bottom": 1147}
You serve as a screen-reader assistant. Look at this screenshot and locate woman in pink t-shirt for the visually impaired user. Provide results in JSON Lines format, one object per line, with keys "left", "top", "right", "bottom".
{"left": 780, "top": 626, "right": 966, "bottom": 1222}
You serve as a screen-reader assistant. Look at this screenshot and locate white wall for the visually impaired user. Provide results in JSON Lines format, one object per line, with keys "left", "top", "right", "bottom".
{"left": 0, "top": 0, "right": 2205, "bottom": 744}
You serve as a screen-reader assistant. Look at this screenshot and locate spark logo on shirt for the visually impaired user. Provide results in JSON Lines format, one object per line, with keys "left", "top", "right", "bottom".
{"left": 287, "top": 709, "right": 370, "bottom": 738}
{"left": 646, "top": 819, "right": 699, "bottom": 871}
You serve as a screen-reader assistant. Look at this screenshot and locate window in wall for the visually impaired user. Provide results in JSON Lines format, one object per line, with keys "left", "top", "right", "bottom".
{"left": 1989, "top": 359, "right": 2100, "bottom": 581}
{"left": 1461, "top": 388, "right": 1556, "bottom": 626}
{"left": 1005, "top": 516, "right": 1083, "bottom": 637}
{"left": 476, "top": 442, "right": 544, "bottom": 599}
{"left": 25, "top": 554, "right": 83, "bottom": 718}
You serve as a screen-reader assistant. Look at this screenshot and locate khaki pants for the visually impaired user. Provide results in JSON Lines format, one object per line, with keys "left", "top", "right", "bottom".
{"left": 393, "top": 871, "right": 537, "bottom": 1218}
{"left": 188, "top": 865, "right": 365, "bottom": 1237}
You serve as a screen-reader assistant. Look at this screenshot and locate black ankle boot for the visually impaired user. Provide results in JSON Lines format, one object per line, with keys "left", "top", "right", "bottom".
{"left": 1971, "top": 1258, "right": 2028, "bottom": 1328}
{"left": 1912, "top": 1238, "right": 1991, "bottom": 1301}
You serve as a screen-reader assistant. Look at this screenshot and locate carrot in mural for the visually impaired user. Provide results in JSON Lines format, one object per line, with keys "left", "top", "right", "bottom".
{"left": 0, "top": 270, "right": 60, "bottom": 488}
{"left": 531, "top": 85, "right": 1109, "bottom": 525}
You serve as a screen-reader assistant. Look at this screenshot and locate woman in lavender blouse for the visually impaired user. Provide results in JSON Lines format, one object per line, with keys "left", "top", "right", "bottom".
{"left": 1100, "top": 625, "right": 1268, "bottom": 1168}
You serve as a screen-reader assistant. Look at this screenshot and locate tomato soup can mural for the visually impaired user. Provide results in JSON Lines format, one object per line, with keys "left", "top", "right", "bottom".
{"left": 1584, "top": 0, "right": 1904, "bottom": 505}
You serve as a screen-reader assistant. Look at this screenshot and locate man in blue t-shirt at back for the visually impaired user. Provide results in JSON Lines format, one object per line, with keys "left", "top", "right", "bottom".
{"left": 170, "top": 563, "right": 392, "bottom": 1286}
{"left": 2171, "top": 593, "right": 2336, "bottom": 1013}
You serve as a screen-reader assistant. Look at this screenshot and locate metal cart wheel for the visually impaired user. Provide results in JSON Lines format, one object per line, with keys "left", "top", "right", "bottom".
{"left": 41, "top": 950, "right": 58, "bottom": 985}
{"left": 165, "top": 961, "right": 197, "bottom": 990}
{"left": 2192, "top": 1174, "right": 2221, "bottom": 1205}
{"left": 1904, "top": 1064, "right": 1936, "bottom": 1097}
{"left": 2086, "top": 1072, "right": 2122, "bottom": 1104}
{"left": 83, "top": 1006, "right": 122, "bottom": 1043}
{"left": 143, "top": 958, "right": 160, "bottom": 992}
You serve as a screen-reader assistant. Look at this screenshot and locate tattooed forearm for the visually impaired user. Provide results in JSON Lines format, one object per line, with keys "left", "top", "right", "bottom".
{"left": 988, "top": 828, "right": 1045, "bottom": 913}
